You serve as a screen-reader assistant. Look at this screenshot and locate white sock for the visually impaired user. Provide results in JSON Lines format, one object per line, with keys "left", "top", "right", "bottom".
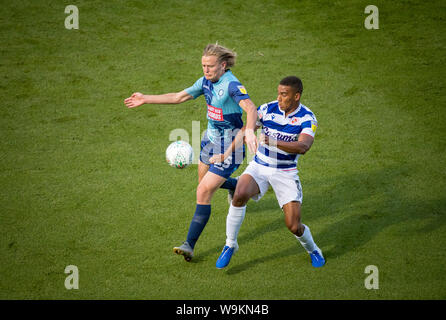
{"left": 295, "top": 224, "right": 319, "bottom": 254}
{"left": 225, "top": 204, "right": 246, "bottom": 248}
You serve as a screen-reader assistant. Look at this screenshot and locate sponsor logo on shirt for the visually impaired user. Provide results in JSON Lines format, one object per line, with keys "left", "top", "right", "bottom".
{"left": 264, "top": 126, "right": 296, "bottom": 142}
{"left": 207, "top": 104, "right": 224, "bottom": 121}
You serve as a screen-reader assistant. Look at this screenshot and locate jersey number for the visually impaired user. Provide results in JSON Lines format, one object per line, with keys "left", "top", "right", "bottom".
{"left": 213, "top": 156, "right": 232, "bottom": 171}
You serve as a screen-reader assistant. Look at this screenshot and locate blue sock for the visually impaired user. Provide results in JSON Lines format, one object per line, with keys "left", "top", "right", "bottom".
{"left": 186, "top": 204, "right": 211, "bottom": 249}
{"left": 220, "top": 177, "right": 238, "bottom": 191}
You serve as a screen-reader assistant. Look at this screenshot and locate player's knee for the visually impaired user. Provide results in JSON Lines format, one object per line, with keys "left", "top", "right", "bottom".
{"left": 232, "top": 188, "right": 250, "bottom": 207}
{"left": 196, "top": 184, "right": 213, "bottom": 202}
{"left": 196, "top": 184, "right": 205, "bottom": 196}
{"left": 232, "top": 196, "right": 247, "bottom": 207}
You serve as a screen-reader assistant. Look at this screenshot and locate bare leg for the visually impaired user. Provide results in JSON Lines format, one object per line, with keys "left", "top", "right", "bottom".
{"left": 282, "top": 201, "right": 304, "bottom": 236}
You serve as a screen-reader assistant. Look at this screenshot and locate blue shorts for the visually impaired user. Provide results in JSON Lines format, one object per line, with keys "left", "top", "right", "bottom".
{"left": 200, "top": 130, "right": 245, "bottom": 179}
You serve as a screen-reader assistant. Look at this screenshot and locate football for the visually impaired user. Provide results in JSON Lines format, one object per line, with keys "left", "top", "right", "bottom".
{"left": 166, "top": 140, "right": 194, "bottom": 169}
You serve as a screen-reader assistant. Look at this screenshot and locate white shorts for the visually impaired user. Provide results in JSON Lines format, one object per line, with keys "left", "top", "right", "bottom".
{"left": 242, "top": 160, "right": 303, "bottom": 208}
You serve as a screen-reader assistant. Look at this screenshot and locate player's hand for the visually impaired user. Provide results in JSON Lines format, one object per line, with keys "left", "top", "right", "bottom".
{"left": 124, "top": 92, "right": 145, "bottom": 108}
{"left": 259, "top": 133, "right": 269, "bottom": 145}
{"left": 245, "top": 129, "right": 258, "bottom": 154}
{"left": 209, "top": 154, "right": 225, "bottom": 164}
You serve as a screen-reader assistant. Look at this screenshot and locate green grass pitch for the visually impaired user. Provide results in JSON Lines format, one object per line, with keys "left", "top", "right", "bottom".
{"left": 1, "top": 0, "right": 445, "bottom": 299}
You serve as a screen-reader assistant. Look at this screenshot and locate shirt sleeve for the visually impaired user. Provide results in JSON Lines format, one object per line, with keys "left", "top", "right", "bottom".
{"left": 300, "top": 115, "right": 318, "bottom": 138}
{"left": 184, "top": 77, "right": 204, "bottom": 99}
{"left": 228, "top": 81, "right": 250, "bottom": 104}
{"left": 256, "top": 103, "right": 268, "bottom": 127}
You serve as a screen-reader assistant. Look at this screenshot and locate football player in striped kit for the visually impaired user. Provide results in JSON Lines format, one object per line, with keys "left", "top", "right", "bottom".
{"left": 210, "top": 76, "right": 325, "bottom": 269}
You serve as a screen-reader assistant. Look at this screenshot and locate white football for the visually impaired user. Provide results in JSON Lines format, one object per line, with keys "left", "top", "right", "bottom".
{"left": 166, "top": 140, "right": 194, "bottom": 169}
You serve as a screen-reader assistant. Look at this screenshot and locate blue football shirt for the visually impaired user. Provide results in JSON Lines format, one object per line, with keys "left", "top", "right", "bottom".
{"left": 185, "top": 70, "right": 250, "bottom": 143}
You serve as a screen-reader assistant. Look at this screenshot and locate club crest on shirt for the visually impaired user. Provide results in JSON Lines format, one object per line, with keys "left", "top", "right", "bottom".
{"left": 218, "top": 89, "right": 224, "bottom": 96}
{"left": 237, "top": 85, "right": 247, "bottom": 95}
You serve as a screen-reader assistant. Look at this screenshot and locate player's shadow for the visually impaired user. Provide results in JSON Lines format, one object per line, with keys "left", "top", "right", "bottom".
{"left": 307, "top": 164, "right": 445, "bottom": 261}
{"left": 192, "top": 217, "right": 284, "bottom": 263}
{"left": 225, "top": 245, "right": 299, "bottom": 275}
{"left": 222, "top": 164, "right": 446, "bottom": 274}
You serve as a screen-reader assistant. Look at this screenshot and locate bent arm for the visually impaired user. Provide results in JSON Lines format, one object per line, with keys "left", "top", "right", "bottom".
{"left": 209, "top": 127, "right": 247, "bottom": 164}
{"left": 262, "top": 133, "right": 314, "bottom": 155}
{"left": 238, "top": 99, "right": 259, "bottom": 153}
{"left": 225, "top": 126, "right": 247, "bottom": 158}
{"left": 238, "top": 99, "right": 257, "bottom": 133}
{"left": 209, "top": 122, "right": 262, "bottom": 164}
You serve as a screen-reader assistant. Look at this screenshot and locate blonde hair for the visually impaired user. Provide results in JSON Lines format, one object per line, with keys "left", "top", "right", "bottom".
{"left": 203, "top": 43, "right": 237, "bottom": 70}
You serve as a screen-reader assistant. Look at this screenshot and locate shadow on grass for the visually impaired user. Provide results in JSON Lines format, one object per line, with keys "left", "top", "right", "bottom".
{"left": 190, "top": 217, "right": 284, "bottom": 263}
{"left": 306, "top": 165, "right": 446, "bottom": 261}
{"left": 218, "top": 164, "right": 446, "bottom": 274}
{"left": 225, "top": 246, "right": 299, "bottom": 276}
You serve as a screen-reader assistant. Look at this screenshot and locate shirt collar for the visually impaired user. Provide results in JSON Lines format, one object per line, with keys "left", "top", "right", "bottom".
{"left": 212, "top": 69, "right": 231, "bottom": 84}
{"left": 278, "top": 102, "right": 302, "bottom": 118}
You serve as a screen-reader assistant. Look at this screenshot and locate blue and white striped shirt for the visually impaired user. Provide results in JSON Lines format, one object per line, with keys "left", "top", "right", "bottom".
{"left": 255, "top": 100, "right": 317, "bottom": 169}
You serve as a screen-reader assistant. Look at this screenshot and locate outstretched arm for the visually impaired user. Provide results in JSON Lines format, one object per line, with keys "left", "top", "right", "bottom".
{"left": 124, "top": 90, "right": 193, "bottom": 108}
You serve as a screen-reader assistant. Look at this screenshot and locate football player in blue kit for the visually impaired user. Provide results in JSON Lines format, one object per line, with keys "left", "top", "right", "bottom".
{"left": 124, "top": 43, "right": 258, "bottom": 261}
